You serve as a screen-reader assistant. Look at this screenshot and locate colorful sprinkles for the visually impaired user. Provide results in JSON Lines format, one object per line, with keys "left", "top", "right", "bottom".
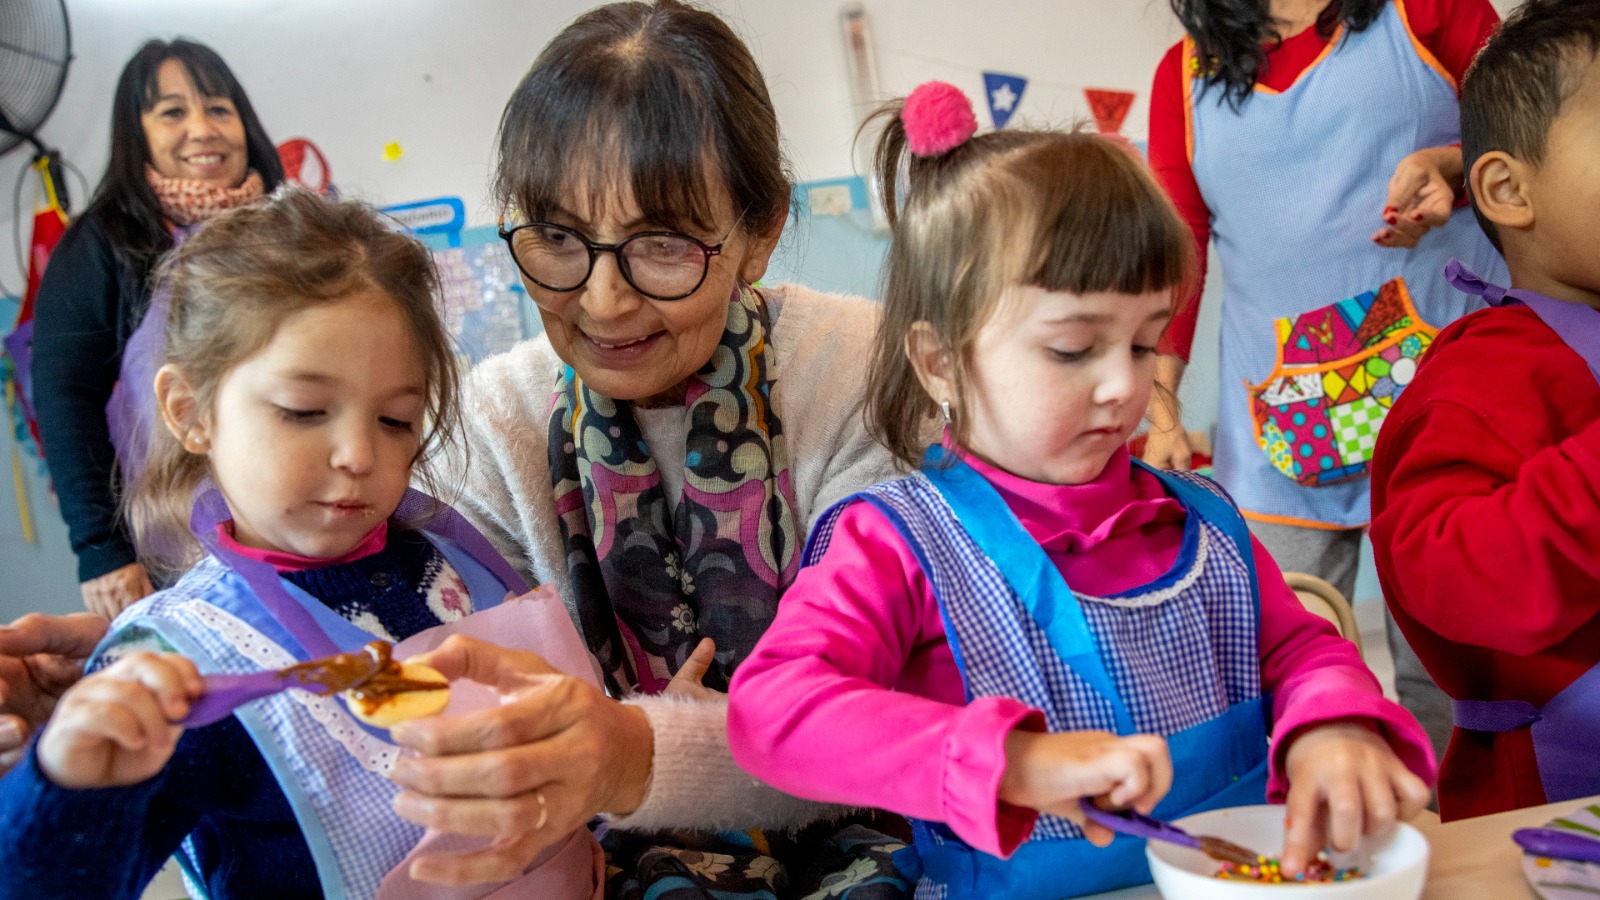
{"left": 1214, "top": 852, "right": 1364, "bottom": 884}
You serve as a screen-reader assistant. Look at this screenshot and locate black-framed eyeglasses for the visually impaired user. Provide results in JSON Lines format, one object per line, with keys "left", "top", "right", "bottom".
{"left": 497, "top": 219, "right": 729, "bottom": 302}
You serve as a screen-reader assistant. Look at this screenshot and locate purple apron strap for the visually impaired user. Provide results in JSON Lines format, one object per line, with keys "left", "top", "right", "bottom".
{"left": 190, "top": 487, "right": 343, "bottom": 659}
{"left": 1446, "top": 259, "right": 1600, "bottom": 383}
{"left": 393, "top": 491, "right": 529, "bottom": 596}
{"left": 188, "top": 486, "right": 528, "bottom": 661}
{"left": 107, "top": 224, "right": 199, "bottom": 488}
{"left": 1529, "top": 663, "right": 1600, "bottom": 802}
{"left": 1451, "top": 698, "right": 1541, "bottom": 732}
{"left": 3, "top": 320, "right": 35, "bottom": 423}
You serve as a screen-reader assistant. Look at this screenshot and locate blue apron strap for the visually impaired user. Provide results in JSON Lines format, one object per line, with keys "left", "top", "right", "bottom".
{"left": 920, "top": 446, "right": 1135, "bottom": 735}
{"left": 1132, "top": 459, "right": 1261, "bottom": 617}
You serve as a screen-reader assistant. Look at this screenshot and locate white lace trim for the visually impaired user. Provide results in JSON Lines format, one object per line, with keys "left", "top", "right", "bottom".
{"left": 177, "top": 599, "right": 402, "bottom": 774}
{"left": 1072, "top": 525, "right": 1211, "bottom": 608}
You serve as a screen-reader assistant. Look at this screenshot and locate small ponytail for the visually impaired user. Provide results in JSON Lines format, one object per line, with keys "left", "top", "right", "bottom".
{"left": 868, "top": 81, "right": 980, "bottom": 228}
{"left": 862, "top": 91, "right": 1193, "bottom": 467}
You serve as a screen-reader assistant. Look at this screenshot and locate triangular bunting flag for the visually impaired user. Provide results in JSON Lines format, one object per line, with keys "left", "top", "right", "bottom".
{"left": 1084, "top": 87, "right": 1136, "bottom": 136}
{"left": 982, "top": 72, "right": 1028, "bottom": 129}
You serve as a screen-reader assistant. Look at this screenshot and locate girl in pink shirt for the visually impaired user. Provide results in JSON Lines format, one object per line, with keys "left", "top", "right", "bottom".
{"left": 727, "top": 83, "right": 1434, "bottom": 899}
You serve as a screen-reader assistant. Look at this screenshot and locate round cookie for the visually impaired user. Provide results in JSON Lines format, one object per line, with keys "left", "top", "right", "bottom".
{"left": 342, "top": 661, "right": 450, "bottom": 728}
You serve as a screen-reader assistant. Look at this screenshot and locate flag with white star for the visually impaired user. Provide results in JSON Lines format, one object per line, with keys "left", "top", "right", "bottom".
{"left": 982, "top": 72, "right": 1028, "bottom": 129}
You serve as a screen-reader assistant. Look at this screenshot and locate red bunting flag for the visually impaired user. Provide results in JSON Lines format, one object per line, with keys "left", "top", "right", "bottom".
{"left": 1084, "top": 88, "right": 1136, "bottom": 136}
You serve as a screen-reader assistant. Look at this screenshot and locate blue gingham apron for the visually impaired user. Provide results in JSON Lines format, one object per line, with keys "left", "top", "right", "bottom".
{"left": 1191, "top": 0, "right": 1504, "bottom": 526}
{"left": 95, "top": 490, "right": 526, "bottom": 900}
{"left": 805, "top": 449, "right": 1270, "bottom": 899}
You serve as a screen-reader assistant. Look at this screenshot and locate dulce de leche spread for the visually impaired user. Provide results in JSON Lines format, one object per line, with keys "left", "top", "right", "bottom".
{"left": 281, "top": 641, "right": 449, "bottom": 721}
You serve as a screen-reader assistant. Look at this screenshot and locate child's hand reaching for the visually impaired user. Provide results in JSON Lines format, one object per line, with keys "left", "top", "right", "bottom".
{"left": 1281, "top": 720, "right": 1431, "bottom": 876}
{"left": 1000, "top": 729, "right": 1172, "bottom": 846}
{"left": 663, "top": 638, "right": 719, "bottom": 701}
{"left": 36, "top": 653, "right": 201, "bottom": 790}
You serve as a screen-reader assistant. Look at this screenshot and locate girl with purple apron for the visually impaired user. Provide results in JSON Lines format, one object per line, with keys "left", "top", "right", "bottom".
{"left": 95, "top": 488, "right": 604, "bottom": 900}
{"left": 1439, "top": 260, "right": 1600, "bottom": 805}
{"left": 804, "top": 447, "right": 1269, "bottom": 899}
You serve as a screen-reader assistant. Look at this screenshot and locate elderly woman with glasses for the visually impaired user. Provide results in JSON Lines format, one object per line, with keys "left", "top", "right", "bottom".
{"left": 384, "top": 1, "right": 916, "bottom": 896}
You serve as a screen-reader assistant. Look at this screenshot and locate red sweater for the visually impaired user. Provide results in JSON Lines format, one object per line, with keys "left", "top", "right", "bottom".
{"left": 1147, "top": 0, "right": 1501, "bottom": 360}
{"left": 1370, "top": 304, "right": 1600, "bottom": 821}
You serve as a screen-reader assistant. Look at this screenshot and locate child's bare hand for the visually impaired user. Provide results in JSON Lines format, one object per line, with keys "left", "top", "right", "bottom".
{"left": 1281, "top": 720, "right": 1431, "bottom": 876}
{"left": 1000, "top": 729, "right": 1172, "bottom": 846}
{"left": 36, "top": 653, "right": 202, "bottom": 790}
{"left": 663, "top": 638, "right": 720, "bottom": 701}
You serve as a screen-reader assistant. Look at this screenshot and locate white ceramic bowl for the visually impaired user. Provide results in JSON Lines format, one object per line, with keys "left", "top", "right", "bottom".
{"left": 1146, "top": 805, "right": 1429, "bottom": 899}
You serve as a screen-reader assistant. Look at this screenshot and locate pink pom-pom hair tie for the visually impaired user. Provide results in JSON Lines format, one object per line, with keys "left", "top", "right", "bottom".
{"left": 901, "top": 81, "right": 978, "bottom": 158}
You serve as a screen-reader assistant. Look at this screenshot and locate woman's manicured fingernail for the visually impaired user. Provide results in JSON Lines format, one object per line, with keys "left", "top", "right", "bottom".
{"left": 1384, "top": 214, "right": 1398, "bottom": 225}
{"left": 1412, "top": 212, "right": 1425, "bottom": 221}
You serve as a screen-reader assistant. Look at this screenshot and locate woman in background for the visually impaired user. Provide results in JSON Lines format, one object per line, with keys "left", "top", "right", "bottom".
{"left": 32, "top": 38, "right": 282, "bottom": 619}
{"left": 386, "top": 2, "right": 916, "bottom": 896}
{"left": 1142, "top": 0, "right": 1505, "bottom": 760}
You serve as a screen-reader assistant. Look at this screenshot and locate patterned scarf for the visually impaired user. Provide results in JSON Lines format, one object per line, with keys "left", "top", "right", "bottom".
{"left": 146, "top": 166, "right": 265, "bottom": 226}
{"left": 548, "top": 285, "right": 800, "bottom": 695}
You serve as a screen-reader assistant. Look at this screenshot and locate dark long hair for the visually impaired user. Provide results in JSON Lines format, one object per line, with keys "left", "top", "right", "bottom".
{"left": 494, "top": 0, "right": 792, "bottom": 241}
{"left": 85, "top": 39, "right": 283, "bottom": 284}
{"left": 1172, "top": 0, "right": 1388, "bottom": 108}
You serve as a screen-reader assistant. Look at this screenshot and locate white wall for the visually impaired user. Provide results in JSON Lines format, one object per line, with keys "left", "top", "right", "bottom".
{"left": 0, "top": 0, "right": 1195, "bottom": 615}
{"left": 1, "top": 0, "right": 1194, "bottom": 266}
{"left": 0, "top": 0, "right": 1522, "bottom": 614}
{"left": 0, "top": 0, "right": 1530, "bottom": 318}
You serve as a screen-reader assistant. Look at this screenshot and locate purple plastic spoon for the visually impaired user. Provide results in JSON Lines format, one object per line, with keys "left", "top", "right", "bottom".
{"left": 178, "top": 643, "right": 388, "bottom": 728}
{"left": 1513, "top": 828, "right": 1600, "bottom": 865}
{"left": 1078, "top": 798, "right": 1263, "bottom": 866}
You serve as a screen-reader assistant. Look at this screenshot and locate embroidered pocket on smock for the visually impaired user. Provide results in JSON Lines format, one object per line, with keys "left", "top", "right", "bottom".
{"left": 1246, "top": 278, "right": 1435, "bottom": 487}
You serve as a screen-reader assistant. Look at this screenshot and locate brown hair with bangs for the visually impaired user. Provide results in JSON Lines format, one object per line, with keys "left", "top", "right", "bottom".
{"left": 867, "top": 111, "right": 1196, "bottom": 467}
{"left": 493, "top": 0, "right": 792, "bottom": 242}
{"left": 127, "top": 188, "right": 461, "bottom": 579}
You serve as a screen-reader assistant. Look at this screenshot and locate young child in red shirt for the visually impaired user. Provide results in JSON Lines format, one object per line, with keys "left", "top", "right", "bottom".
{"left": 1370, "top": 0, "right": 1600, "bottom": 821}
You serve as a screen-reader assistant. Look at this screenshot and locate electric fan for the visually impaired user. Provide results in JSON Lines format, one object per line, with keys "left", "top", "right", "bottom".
{"left": 1, "top": 0, "right": 73, "bottom": 202}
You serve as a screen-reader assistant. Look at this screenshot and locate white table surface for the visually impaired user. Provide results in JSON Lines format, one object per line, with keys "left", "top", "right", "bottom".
{"left": 1084, "top": 796, "right": 1600, "bottom": 899}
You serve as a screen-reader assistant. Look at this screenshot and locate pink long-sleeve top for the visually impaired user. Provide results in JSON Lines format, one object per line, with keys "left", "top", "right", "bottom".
{"left": 728, "top": 447, "right": 1434, "bottom": 858}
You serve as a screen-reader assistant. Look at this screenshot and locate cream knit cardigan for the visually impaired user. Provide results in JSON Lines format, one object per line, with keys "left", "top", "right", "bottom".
{"left": 438, "top": 284, "right": 903, "bottom": 831}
